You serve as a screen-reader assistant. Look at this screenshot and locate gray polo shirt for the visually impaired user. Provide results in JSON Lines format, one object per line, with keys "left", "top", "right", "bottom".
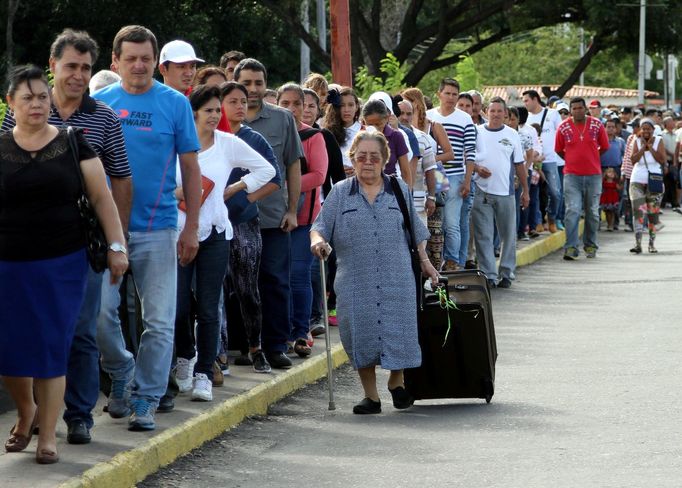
{"left": 245, "top": 102, "right": 304, "bottom": 229}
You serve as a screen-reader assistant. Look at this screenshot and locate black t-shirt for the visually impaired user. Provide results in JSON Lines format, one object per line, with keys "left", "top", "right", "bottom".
{"left": 0, "top": 127, "right": 97, "bottom": 260}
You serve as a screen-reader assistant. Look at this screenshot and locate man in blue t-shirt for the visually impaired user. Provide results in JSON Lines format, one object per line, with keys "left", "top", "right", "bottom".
{"left": 93, "top": 25, "right": 202, "bottom": 432}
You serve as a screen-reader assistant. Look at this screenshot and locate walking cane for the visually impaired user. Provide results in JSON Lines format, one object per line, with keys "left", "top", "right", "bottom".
{"left": 319, "top": 245, "right": 336, "bottom": 411}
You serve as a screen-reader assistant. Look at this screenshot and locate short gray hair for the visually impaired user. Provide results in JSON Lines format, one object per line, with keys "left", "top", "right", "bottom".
{"left": 89, "top": 70, "right": 121, "bottom": 93}
{"left": 467, "top": 89, "right": 483, "bottom": 102}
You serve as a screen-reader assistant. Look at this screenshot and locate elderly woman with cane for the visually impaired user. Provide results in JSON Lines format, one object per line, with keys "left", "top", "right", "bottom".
{"left": 310, "top": 131, "right": 439, "bottom": 414}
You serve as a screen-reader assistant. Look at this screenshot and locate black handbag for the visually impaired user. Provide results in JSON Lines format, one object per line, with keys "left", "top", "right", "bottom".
{"left": 389, "top": 176, "right": 422, "bottom": 298}
{"left": 67, "top": 126, "right": 108, "bottom": 272}
{"left": 642, "top": 152, "right": 664, "bottom": 194}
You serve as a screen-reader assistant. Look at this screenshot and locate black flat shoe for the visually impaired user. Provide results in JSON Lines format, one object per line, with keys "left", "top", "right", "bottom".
{"left": 352, "top": 398, "right": 381, "bottom": 414}
{"left": 66, "top": 419, "right": 91, "bottom": 445}
{"left": 157, "top": 394, "right": 175, "bottom": 413}
{"left": 266, "top": 351, "right": 293, "bottom": 369}
{"left": 388, "top": 386, "right": 415, "bottom": 410}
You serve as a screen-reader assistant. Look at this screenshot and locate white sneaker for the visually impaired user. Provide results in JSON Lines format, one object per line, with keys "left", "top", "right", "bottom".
{"left": 175, "top": 357, "right": 195, "bottom": 393}
{"left": 191, "top": 373, "right": 213, "bottom": 402}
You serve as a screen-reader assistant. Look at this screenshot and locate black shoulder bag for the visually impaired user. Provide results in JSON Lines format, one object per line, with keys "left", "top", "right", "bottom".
{"left": 389, "top": 176, "right": 422, "bottom": 299}
{"left": 67, "top": 126, "right": 108, "bottom": 272}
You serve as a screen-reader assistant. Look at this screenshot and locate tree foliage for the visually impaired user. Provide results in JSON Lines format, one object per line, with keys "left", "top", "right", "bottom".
{"left": 257, "top": 0, "right": 682, "bottom": 95}
{"left": 354, "top": 53, "right": 407, "bottom": 99}
{"left": 0, "top": 0, "right": 304, "bottom": 89}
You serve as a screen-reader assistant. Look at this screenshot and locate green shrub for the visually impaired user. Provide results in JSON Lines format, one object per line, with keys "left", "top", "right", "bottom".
{"left": 0, "top": 98, "right": 7, "bottom": 125}
{"left": 354, "top": 53, "right": 407, "bottom": 99}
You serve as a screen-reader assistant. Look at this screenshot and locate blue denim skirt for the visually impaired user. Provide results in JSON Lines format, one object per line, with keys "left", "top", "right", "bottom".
{"left": 0, "top": 248, "right": 88, "bottom": 378}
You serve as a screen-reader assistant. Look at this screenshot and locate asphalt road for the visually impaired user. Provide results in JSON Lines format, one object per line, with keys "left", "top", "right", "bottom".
{"left": 140, "top": 214, "right": 682, "bottom": 488}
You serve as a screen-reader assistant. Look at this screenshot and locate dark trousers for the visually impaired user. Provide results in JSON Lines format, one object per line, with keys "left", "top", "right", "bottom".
{"left": 310, "top": 258, "right": 322, "bottom": 321}
{"left": 228, "top": 218, "right": 264, "bottom": 349}
{"left": 259, "top": 228, "right": 292, "bottom": 353}
{"left": 175, "top": 228, "right": 229, "bottom": 377}
{"left": 64, "top": 267, "right": 103, "bottom": 428}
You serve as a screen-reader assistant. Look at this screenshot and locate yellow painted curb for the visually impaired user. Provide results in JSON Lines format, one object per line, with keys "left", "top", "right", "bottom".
{"left": 58, "top": 345, "right": 348, "bottom": 488}
{"left": 516, "top": 220, "right": 585, "bottom": 268}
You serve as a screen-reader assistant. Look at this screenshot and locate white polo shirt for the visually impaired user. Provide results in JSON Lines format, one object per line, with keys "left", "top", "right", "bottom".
{"left": 474, "top": 124, "right": 525, "bottom": 196}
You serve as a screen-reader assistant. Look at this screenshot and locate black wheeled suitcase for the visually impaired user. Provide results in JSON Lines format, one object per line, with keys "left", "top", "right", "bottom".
{"left": 404, "top": 269, "right": 497, "bottom": 403}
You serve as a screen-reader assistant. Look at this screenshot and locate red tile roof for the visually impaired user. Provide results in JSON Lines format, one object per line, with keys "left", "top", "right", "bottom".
{"left": 482, "top": 85, "right": 659, "bottom": 103}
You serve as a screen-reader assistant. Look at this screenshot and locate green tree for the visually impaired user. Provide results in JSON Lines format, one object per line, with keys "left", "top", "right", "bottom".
{"left": 418, "top": 24, "right": 642, "bottom": 97}
{"left": 0, "top": 0, "right": 303, "bottom": 90}
{"left": 354, "top": 53, "right": 407, "bottom": 99}
{"left": 259, "top": 0, "right": 682, "bottom": 95}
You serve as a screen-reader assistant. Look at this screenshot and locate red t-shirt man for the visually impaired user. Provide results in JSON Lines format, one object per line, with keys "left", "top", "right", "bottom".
{"left": 555, "top": 113, "right": 609, "bottom": 175}
{"left": 554, "top": 98, "right": 610, "bottom": 260}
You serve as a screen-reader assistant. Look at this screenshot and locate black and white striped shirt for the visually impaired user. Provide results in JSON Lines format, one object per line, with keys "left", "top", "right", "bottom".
{"left": 426, "top": 107, "right": 477, "bottom": 177}
{"left": 1, "top": 94, "right": 131, "bottom": 178}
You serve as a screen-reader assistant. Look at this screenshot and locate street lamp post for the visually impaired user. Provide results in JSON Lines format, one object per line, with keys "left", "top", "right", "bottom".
{"left": 638, "top": 0, "right": 646, "bottom": 105}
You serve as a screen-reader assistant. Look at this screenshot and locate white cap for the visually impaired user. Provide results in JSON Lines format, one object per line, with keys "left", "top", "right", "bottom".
{"left": 159, "top": 40, "right": 204, "bottom": 66}
{"left": 555, "top": 101, "right": 569, "bottom": 112}
{"left": 368, "top": 91, "right": 394, "bottom": 115}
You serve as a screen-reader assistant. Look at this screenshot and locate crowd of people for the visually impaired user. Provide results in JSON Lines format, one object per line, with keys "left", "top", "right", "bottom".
{"left": 1, "top": 24, "right": 680, "bottom": 460}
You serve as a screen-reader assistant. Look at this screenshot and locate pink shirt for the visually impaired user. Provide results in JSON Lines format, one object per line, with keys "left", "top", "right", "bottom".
{"left": 298, "top": 123, "right": 328, "bottom": 225}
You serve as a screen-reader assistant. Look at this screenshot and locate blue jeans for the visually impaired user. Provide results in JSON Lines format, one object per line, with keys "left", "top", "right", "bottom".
{"left": 259, "top": 228, "right": 292, "bottom": 353}
{"left": 563, "top": 174, "right": 602, "bottom": 251}
{"left": 175, "top": 228, "right": 229, "bottom": 377}
{"left": 97, "top": 229, "right": 178, "bottom": 405}
{"left": 63, "top": 266, "right": 103, "bottom": 429}
{"left": 458, "top": 180, "right": 475, "bottom": 265}
{"left": 472, "top": 189, "right": 517, "bottom": 281}
{"left": 519, "top": 179, "right": 540, "bottom": 232}
{"left": 542, "top": 162, "right": 561, "bottom": 221}
{"left": 443, "top": 173, "right": 466, "bottom": 262}
{"left": 557, "top": 165, "right": 566, "bottom": 221}
{"left": 290, "top": 225, "right": 313, "bottom": 341}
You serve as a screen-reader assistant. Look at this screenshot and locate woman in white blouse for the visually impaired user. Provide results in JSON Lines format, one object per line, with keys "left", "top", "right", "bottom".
{"left": 629, "top": 118, "right": 666, "bottom": 253}
{"left": 174, "top": 85, "right": 275, "bottom": 401}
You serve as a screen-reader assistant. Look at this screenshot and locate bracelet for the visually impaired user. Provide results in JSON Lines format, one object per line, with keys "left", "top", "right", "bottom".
{"left": 426, "top": 195, "right": 436, "bottom": 201}
{"left": 420, "top": 258, "right": 430, "bottom": 262}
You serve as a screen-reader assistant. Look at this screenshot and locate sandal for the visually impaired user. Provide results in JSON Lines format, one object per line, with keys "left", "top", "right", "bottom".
{"left": 293, "top": 338, "right": 312, "bottom": 358}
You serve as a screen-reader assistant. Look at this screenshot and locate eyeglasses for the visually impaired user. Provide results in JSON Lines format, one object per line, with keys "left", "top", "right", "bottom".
{"left": 355, "top": 154, "right": 383, "bottom": 164}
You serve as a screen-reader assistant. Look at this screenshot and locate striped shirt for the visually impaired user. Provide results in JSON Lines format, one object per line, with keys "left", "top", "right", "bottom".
{"left": 1, "top": 94, "right": 131, "bottom": 178}
{"left": 426, "top": 107, "right": 477, "bottom": 176}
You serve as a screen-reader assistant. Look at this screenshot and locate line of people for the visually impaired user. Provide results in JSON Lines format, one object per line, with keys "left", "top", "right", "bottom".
{"left": 2, "top": 23, "right": 676, "bottom": 462}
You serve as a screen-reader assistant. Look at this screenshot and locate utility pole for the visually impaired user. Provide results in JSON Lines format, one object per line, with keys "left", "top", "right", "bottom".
{"left": 317, "top": 0, "right": 327, "bottom": 52}
{"left": 330, "top": 0, "right": 352, "bottom": 87}
{"left": 579, "top": 27, "right": 585, "bottom": 86}
{"left": 663, "top": 53, "right": 669, "bottom": 108}
{"left": 300, "top": 0, "right": 310, "bottom": 82}
{"left": 637, "top": 0, "right": 646, "bottom": 105}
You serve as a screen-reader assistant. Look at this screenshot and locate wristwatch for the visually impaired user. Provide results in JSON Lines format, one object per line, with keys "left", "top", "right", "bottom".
{"left": 108, "top": 242, "right": 127, "bottom": 255}
{"left": 426, "top": 195, "right": 437, "bottom": 202}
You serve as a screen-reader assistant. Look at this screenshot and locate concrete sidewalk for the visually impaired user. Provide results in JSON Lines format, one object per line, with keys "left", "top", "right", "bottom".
{"left": 0, "top": 223, "right": 576, "bottom": 488}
